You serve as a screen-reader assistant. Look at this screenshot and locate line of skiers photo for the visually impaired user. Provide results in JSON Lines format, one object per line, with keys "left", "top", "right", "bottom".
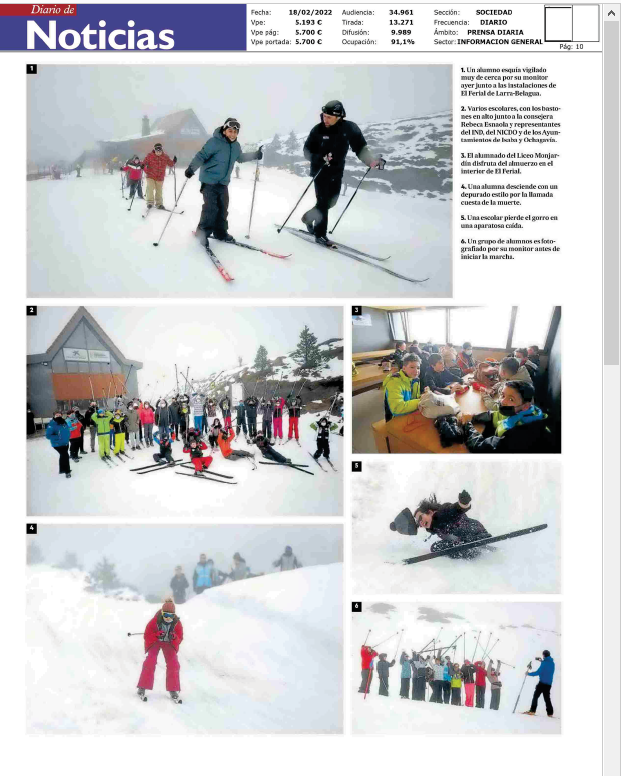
{"left": 135, "top": 547, "right": 303, "bottom": 703}
{"left": 359, "top": 646, "right": 504, "bottom": 709}
{"left": 169, "top": 548, "right": 303, "bottom": 603}
{"left": 44, "top": 390, "right": 343, "bottom": 478}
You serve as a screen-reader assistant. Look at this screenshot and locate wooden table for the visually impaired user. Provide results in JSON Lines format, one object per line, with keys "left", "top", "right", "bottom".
{"left": 373, "top": 383, "right": 487, "bottom": 454}
{"left": 353, "top": 364, "right": 396, "bottom": 394}
{"left": 352, "top": 349, "right": 393, "bottom": 364}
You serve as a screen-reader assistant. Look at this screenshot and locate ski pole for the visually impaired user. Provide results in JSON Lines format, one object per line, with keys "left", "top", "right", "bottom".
{"left": 127, "top": 632, "right": 144, "bottom": 636}
{"left": 153, "top": 178, "right": 190, "bottom": 247}
{"left": 438, "top": 634, "right": 462, "bottom": 658}
{"left": 472, "top": 631, "right": 481, "bottom": 662}
{"left": 329, "top": 166, "right": 373, "bottom": 235}
{"left": 371, "top": 631, "right": 400, "bottom": 649}
{"left": 482, "top": 633, "right": 492, "bottom": 661}
{"left": 482, "top": 638, "right": 500, "bottom": 662}
{"left": 173, "top": 162, "right": 177, "bottom": 202}
{"left": 392, "top": 629, "right": 404, "bottom": 661}
{"left": 362, "top": 629, "right": 371, "bottom": 647}
{"left": 363, "top": 664, "right": 373, "bottom": 700}
{"left": 498, "top": 659, "right": 515, "bottom": 669}
{"left": 512, "top": 661, "right": 532, "bottom": 713}
{"left": 463, "top": 632, "right": 466, "bottom": 664}
{"left": 277, "top": 161, "right": 329, "bottom": 233}
{"left": 245, "top": 149, "right": 262, "bottom": 238}
{"left": 121, "top": 167, "right": 124, "bottom": 198}
{"left": 175, "top": 364, "right": 179, "bottom": 395}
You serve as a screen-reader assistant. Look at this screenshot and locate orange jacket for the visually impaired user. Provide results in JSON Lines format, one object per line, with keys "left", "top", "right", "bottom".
{"left": 217, "top": 428, "right": 235, "bottom": 458}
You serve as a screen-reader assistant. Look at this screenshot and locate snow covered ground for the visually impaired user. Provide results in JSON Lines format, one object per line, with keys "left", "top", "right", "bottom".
{"left": 27, "top": 563, "right": 343, "bottom": 734}
{"left": 27, "top": 167, "right": 450, "bottom": 298}
{"left": 352, "top": 459, "right": 560, "bottom": 594}
{"left": 352, "top": 602, "right": 561, "bottom": 734}
{"left": 27, "top": 412, "right": 343, "bottom": 517}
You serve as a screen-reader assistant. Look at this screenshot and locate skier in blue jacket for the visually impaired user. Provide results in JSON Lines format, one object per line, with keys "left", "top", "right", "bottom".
{"left": 185, "top": 118, "right": 263, "bottom": 249}
{"left": 524, "top": 650, "right": 555, "bottom": 717}
{"left": 45, "top": 410, "right": 72, "bottom": 478}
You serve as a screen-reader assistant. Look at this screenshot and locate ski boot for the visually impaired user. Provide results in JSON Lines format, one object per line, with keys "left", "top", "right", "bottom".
{"left": 137, "top": 688, "right": 147, "bottom": 702}
{"left": 301, "top": 213, "right": 314, "bottom": 234}
{"left": 156, "top": 204, "right": 166, "bottom": 210}
{"left": 214, "top": 232, "right": 235, "bottom": 243}
{"left": 315, "top": 235, "right": 337, "bottom": 249}
{"left": 146, "top": 203, "right": 153, "bottom": 210}
{"left": 65, "top": 472, "right": 72, "bottom": 478}
{"left": 169, "top": 691, "right": 182, "bottom": 703}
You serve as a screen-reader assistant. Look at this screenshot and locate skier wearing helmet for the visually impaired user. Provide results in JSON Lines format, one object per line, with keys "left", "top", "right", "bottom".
{"left": 310, "top": 415, "right": 335, "bottom": 463}
{"left": 273, "top": 546, "right": 302, "bottom": 571}
{"left": 121, "top": 155, "right": 144, "bottom": 201}
{"left": 137, "top": 599, "right": 183, "bottom": 702}
{"left": 185, "top": 118, "right": 263, "bottom": 249}
{"left": 302, "top": 100, "right": 385, "bottom": 247}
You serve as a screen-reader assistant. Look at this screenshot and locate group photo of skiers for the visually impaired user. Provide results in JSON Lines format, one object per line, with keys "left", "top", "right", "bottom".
{"left": 351, "top": 458, "right": 560, "bottom": 595}
{"left": 26, "top": 522, "right": 343, "bottom": 731}
{"left": 27, "top": 64, "right": 451, "bottom": 298}
{"left": 352, "top": 602, "right": 560, "bottom": 734}
{"left": 352, "top": 305, "right": 561, "bottom": 455}
{"left": 27, "top": 305, "right": 344, "bottom": 517}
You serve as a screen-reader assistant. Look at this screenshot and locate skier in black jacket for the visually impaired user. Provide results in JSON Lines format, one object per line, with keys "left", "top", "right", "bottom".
{"left": 170, "top": 566, "right": 189, "bottom": 605}
{"left": 245, "top": 396, "right": 259, "bottom": 438}
{"left": 84, "top": 401, "right": 98, "bottom": 453}
{"left": 254, "top": 431, "right": 291, "bottom": 464}
{"left": 301, "top": 100, "right": 384, "bottom": 247}
{"left": 376, "top": 653, "right": 396, "bottom": 697}
{"left": 414, "top": 491, "right": 491, "bottom": 559}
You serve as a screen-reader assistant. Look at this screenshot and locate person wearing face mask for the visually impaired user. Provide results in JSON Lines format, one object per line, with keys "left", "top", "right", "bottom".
{"left": 481, "top": 356, "right": 533, "bottom": 412}
{"left": 126, "top": 401, "right": 141, "bottom": 451}
{"left": 154, "top": 399, "right": 170, "bottom": 439}
{"left": 456, "top": 342, "right": 476, "bottom": 375}
{"left": 301, "top": 100, "right": 385, "bottom": 247}
{"left": 185, "top": 118, "right": 263, "bottom": 250}
{"left": 45, "top": 410, "right": 72, "bottom": 478}
{"left": 67, "top": 408, "right": 84, "bottom": 463}
{"left": 514, "top": 348, "right": 539, "bottom": 380}
{"left": 84, "top": 401, "right": 98, "bottom": 453}
{"left": 460, "top": 380, "right": 552, "bottom": 454}
{"left": 140, "top": 401, "right": 155, "bottom": 447}
{"left": 424, "top": 353, "right": 463, "bottom": 395}
{"left": 142, "top": 143, "right": 176, "bottom": 210}
{"left": 382, "top": 353, "right": 423, "bottom": 422}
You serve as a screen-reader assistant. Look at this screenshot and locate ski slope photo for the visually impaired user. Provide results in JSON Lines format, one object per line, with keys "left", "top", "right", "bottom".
{"left": 27, "top": 306, "right": 343, "bottom": 517}
{"left": 26, "top": 524, "right": 343, "bottom": 734}
{"left": 352, "top": 459, "right": 560, "bottom": 594}
{"left": 352, "top": 602, "right": 561, "bottom": 734}
{"left": 27, "top": 64, "right": 451, "bottom": 298}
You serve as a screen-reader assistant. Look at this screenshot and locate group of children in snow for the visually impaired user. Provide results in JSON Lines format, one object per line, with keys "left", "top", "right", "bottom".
{"left": 169, "top": 547, "right": 303, "bottom": 603}
{"left": 45, "top": 393, "right": 341, "bottom": 478}
{"left": 378, "top": 338, "right": 551, "bottom": 454}
{"left": 359, "top": 645, "right": 555, "bottom": 716}
{"left": 135, "top": 547, "right": 303, "bottom": 702}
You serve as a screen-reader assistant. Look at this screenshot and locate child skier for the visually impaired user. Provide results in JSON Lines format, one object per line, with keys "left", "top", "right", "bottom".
{"left": 142, "top": 143, "right": 176, "bottom": 210}
{"left": 286, "top": 395, "right": 303, "bottom": 441}
{"left": 235, "top": 399, "right": 247, "bottom": 440}
{"left": 245, "top": 395, "right": 258, "bottom": 438}
{"left": 121, "top": 155, "right": 144, "bottom": 200}
{"left": 67, "top": 408, "right": 83, "bottom": 463}
{"left": 474, "top": 660, "right": 487, "bottom": 708}
{"left": 183, "top": 436, "right": 213, "bottom": 475}
{"left": 208, "top": 418, "right": 223, "bottom": 451}
{"left": 127, "top": 401, "right": 141, "bottom": 450}
{"left": 140, "top": 401, "right": 155, "bottom": 447}
{"left": 192, "top": 394, "right": 205, "bottom": 434}
{"left": 45, "top": 410, "right": 72, "bottom": 477}
{"left": 254, "top": 430, "right": 291, "bottom": 464}
{"left": 153, "top": 431, "right": 175, "bottom": 465}
{"left": 462, "top": 659, "right": 477, "bottom": 707}
{"left": 487, "top": 659, "right": 502, "bottom": 710}
{"left": 261, "top": 398, "right": 274, "bottom": 441}
{"left": 272, "top": 396, "right": 285, "bottom": 443}
{"left": 170, "top": 566, "right": 189, "bottom": 605}
{"left": 377, "top": 653, "right": 396, "bottom": 696}
{"left": 155, "top": 399, "right": 170, "bottom": 438}
{"left": 450, "top": 663, "right": 463, "bottom": 705}
{"left": 137, "top": 599, "right": 183, "bottom": 702}
{"left": 310, "top": 416, "right": 335, "bottom": 462}
{"left": 111, "top": 408, "right": 127, "bottom": 457}
{"left": 216, "top": 427, "right": 255, "bottom": 462}
{"left": 219, "top": 396, "right": 232, "bottom": 430}
{"left": 91, "top": 407, "right": 114, "bottom": 461}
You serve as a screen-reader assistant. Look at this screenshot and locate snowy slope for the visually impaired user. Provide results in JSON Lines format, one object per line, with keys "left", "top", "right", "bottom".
{"left": 352, "top": 459, "right": 560, "bottom": 594}
{"left": 352, "top": 602, "right": 561, "bottom": 734}
{"left": 28, "top": 415, "right": 343, "bottom": 517}
{"left": 27, "top": 167, "right": 450, "bottom": 298}
{"left": 27, "top": 564, "right": 343, "bottom": 734}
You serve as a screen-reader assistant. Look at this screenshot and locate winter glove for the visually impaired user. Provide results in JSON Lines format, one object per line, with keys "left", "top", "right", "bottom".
{"left": 458, "top": 489, "right": 472, "bottom": 506}
{"left": 173, "top": 155, "right": 177, "bottom": 164}
{"left": 371, "top": 157, "right": 386, "bottom": 170}
{"left": 323, "top": 153, "right": 333, "bottom": 164}
{"left": 256, "top": 145, "right": 264, "bottom": 161}
{"left": 185, "top": 167, "right": 195, "bottom": 179}
{"left": 170, "top": 633, "right": 177, "bottom": 641}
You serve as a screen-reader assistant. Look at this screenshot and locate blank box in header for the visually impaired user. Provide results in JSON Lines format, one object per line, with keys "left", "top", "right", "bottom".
{"left": 572, "top": 5, "right": 600, "bottom": 42}
{"left": 544, "top": 5, "right": 600, "bottom": 42}
{"left": 544, "top": 6, "right": 573, "bottom": 41}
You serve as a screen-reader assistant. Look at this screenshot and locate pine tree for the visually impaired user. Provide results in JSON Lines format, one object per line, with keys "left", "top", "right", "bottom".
{"left": 291, "top": 326, "right": 325, "bottom": 369}
{"left": 253, "top": 345, "right": 269, "bottom": 373}
{"left": 90, "top": 557, "right": 121, "bottom": 592}
{"left": 264, "top": 133, "right": 280, "bottom": 166}
{"left": 57, "top": 551, "right": 81, "bottom": 571}
{"left": 285, "top": 130, "right": 299, "bottom": 154}
{"left": 27, "top": 541, "right": 44, "bottom": 565}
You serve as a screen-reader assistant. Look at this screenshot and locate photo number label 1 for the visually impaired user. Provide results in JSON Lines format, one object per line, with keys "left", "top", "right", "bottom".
{"left": 27, "top": 65, "right": 37, "bottom": 75}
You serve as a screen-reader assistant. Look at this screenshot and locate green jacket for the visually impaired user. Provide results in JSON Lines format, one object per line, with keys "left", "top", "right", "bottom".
{"left": 383, "top": 370, "right": 422, "bottom": 421}
{"left": 91, "top": 411, "right": 113, "bottom": 435}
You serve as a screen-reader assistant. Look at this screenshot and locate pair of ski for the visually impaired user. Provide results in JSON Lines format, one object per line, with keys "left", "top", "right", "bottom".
{"left": 395, "top": 524, "right": 548, "bottom": 565}
{"left": 142, "top": 206, "right": 185, "bottom": 219}
{"left": 259, "top": 461, "right": 315, "bottom": 476}
{"left": 131, "top": 459, "right": 183, "bottom": 474}
{"left": 176, "top": 463, "right": 237, "bottom": 485}
{"left": 192, "top": 231, "right": 291, "bottom": 284}
{"left": 281, "top": 437, "right": 301, "bottom": 447}
{"left": 276, "top": 225, "right": 429, "bottom": 285}
{"left": 138, "top": 692, "right": 182, "bottom": 704}
{"left": 308, "top": 452, "right": 337, "bottom": 472}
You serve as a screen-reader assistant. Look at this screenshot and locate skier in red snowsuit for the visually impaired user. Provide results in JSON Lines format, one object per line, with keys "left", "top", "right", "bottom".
{"left": 287, "top": 396, "right": 303, "bottom": 441}
{"left": 183, "top": 438, "right": 213, "bottom": 474}
{"left": 137, "top": 600, "right": 184, "bottom": 700}
{"left": 358, "top": 645, "right": 378, "bottom": 693}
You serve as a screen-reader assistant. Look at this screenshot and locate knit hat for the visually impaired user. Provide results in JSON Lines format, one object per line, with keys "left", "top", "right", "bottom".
{"left": 233, "top": 552, "right": 242, "bottom": 561}
{"left": 162, "top": 599, "right": 175, "bottom": 614}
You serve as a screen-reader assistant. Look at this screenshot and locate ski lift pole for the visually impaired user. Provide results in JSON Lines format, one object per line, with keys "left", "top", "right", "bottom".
{"left": 277, "top": 161, "right": 329, "bottom": 232}
{"left": 245, "top": 149, "right": 262, "bottom": 239}
{"left": 152, "top": 178, "right": 190, "bottom": 247}
{"left": 512, "top": 661, "right": 532, "bottom": 713}
{"left": 329, "top": 166, "right": 373, "bottom": 235}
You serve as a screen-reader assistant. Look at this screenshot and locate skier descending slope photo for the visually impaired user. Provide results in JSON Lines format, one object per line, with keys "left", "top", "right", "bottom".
{"left": 136, "top": 598, "right": 184, "bottom": 703}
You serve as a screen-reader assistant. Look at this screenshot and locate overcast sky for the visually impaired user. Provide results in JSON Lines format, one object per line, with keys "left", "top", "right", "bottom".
{"left": 28, "top": 305, "right": 342, "bottom": 393}
{"left": 28, "top": 64, "right": 451, "bottom": 162}
{"left": 30, "top": 524, "right": 342, "bottom": 598}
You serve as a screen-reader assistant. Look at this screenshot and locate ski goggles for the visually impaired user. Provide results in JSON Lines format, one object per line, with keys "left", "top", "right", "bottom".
{"left": 223, "top": 120, "right": 240, "bottom": 131}
{"left": 162, "top": 612, "right": 174, "bottom": 621}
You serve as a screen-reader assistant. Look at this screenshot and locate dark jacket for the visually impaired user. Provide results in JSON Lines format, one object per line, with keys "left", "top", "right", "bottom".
{"left": 170, "top": 574, "right": 189, "bottom": 600}
{"left": 169, "top": 402, "right": 180, "bottom": 424}
{"left": 424, "top": 368, "right": 460, "bottom": 394}
{"left": 287, "top": 400, "right": 302, "bottom": 418}
{"left": 245, "top": 397, "right": 258, "bottom": 420}
{"left": 426, "top": 501, "right": 471, "bottom": 538}
{"left": 219, "top": 397, "right": 231, "bottom": 416}
{"left": 303, "top": 118, "right": 372, "bottom": 177}
{"left": 390, "top": 349, "right": 407, "bottom": 370}
{"left": 235, "top": 403, "right": 246, "bottom": 422}
{"left": 377, "top": 658, "right": 395, "bottom": 680}
{"left": 463, "top": 415, "right": 553, "bottom": 454}
{"left": 461, "top": 664, "right": 476, "bottom": 684}
{"left": 46, "top": 418, "right": 70, "bottom": 447}
{"left": 155, "top": 403, "right": 170, "bottom": 426}
{"left": 84, "top": 407, "right": 98, "bottom": 428}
